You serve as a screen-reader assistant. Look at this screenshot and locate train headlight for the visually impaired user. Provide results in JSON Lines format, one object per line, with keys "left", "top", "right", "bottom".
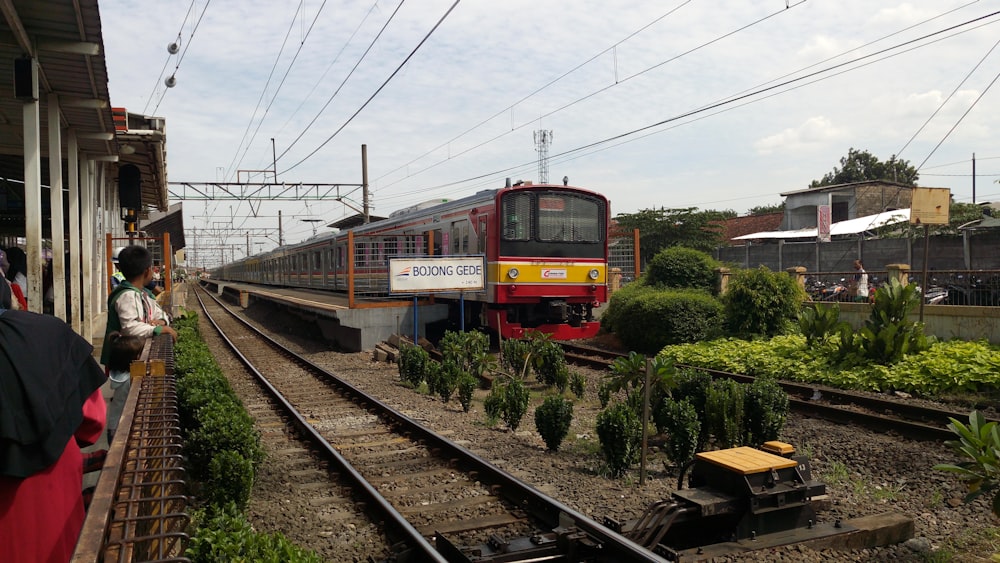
{"left": 588, "top": 268, "right": 600, "bottom": 280}
{"left": 507, "top": 267, "right": 519, "bottom": 280}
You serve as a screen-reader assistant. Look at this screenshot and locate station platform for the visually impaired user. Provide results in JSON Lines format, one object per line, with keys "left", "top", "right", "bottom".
{"left": 199, "top": 279, "right": 448, "bottom": 351}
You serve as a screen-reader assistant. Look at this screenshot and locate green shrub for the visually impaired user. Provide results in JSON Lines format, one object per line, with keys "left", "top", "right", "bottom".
{"left": 842, "top": 279, "right": 933, "bottom": 365}
{"left": 185, "top": 404, "right": 264, "bottom": 481}
{"left": 660, "top": 398, "right": 701, "bottom": 465}
{"left": 671, "top": 368, "right": 716, "bottom": 449}
{"left": 436, "top": 360, "right": 461, "bottom": 403}
{"left": 529, "top": 333, "right": 567, "bottom": 388}
{"left": 705, "top": 378, "right": 745, "bottom": 448}
{"left": 534, "top": 396, "right": 574, "bottom": 451}
{"left": 645, "top": 246, "right": 720, "bottom": 292}
{"left": 935, "top": 411, "right": 1000, "bottom": 518}
{"left": 596, "top": 402, "right": 642, "bottom": 478}
{"left": 424, "top": 360, "right": 442, "bottom": 397}
{"left": 484, "top": 387, "right": 503, "bottom": 425}
{"left": 186, "top": 504, "right": 323, "bottom": 563}
{"left": 570, "top": 371, "right": 586, "bottom": 399}
{"left": 204, "top": 450, "right": 255, "bottom": 511}
{"left": 501, "top": 339, "right": 533, "bottom": 377}
{"left": 600, "top": 281, "right": 647, "bottom": 335}
{"left": 598, "top": 381, "right": 613, "bottom": 409}
{"left": 501, "top": 377, "right": 530, "bottom": 431}
{"left": 457, "top": 373, "right": 477, "bottom": 413}
{"left": 397, "top": 344, "right": 429, "bottom": 387}
{"left": 610, "top": 287, "right": 724, "bottom": 354}
{"left": 723, "top": 266, "right": 805, "bottom": 338}
{"left": 743, "top": 377, "right": 788, "bottom": 446}
{"left": 798, "top": 303, "right": 847, "bottom": 345}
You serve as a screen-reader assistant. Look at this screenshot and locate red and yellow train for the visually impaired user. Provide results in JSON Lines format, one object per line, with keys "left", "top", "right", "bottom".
{"left": 214, "top": 181, "right": 609, "bottom": 339}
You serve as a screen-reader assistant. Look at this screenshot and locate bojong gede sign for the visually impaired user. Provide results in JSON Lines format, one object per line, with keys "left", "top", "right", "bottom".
{"left": 388, "top": 256, "right": 486, "bottom": 294}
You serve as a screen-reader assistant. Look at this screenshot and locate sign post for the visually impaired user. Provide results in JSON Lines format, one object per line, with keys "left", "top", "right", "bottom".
{"left": 388, "top": 255, "right": 486, "bottom": 341}
{"left": 910, "top": 188, "right": 951, "bottom": 322}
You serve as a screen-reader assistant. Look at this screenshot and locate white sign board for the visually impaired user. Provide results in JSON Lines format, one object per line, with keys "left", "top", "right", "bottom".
{"left": 388, "top": 256, "right": 486, "bottom": 294}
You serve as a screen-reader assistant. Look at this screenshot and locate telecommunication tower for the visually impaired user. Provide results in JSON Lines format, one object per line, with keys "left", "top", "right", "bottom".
{"left": 534, "top": 130, "right": 553, "bottom": 184}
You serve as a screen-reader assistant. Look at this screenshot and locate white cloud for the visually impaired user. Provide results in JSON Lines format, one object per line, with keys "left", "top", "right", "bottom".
{"left": 753, "top": 116, "right": 844, "bottom": 155}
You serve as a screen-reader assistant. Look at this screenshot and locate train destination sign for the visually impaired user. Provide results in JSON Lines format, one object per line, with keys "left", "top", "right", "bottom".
{"left": 388, "top": 256, "right": 486, "bottom": 294}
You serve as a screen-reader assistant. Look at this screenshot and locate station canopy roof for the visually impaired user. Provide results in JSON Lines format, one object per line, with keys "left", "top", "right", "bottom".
{"left": 733, "top": 209, "right": 911, "bottom": 240}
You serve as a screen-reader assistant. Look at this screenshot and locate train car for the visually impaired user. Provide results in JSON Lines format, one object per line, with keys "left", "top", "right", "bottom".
{"left": 214, "top": 181, "right": 609, "bottom": 339}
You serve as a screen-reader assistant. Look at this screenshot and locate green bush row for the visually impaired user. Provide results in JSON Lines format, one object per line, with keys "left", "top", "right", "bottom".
{"left": 173, "top": 314, "right": 318, "bottom": 561}
{"left": 660, "top": 334, "right": 1000, "bottom": 397}
{"left": 602, "top": 285, "right": 724, "bottom": 354}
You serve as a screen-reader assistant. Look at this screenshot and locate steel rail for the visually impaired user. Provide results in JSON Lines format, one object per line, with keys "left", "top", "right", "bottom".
{"left": 197, "top": 286, "right": 666, "bottom": 562}
{"left": 193, "top": 288, "right": 448, "bottom": 563}
{"left": 558, "top": 342, "right": 983, "bottom": 442}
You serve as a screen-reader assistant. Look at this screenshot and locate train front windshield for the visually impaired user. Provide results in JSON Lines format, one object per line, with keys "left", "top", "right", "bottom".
{"left": 500, "top": 191, "right": 606, "bottom": 258}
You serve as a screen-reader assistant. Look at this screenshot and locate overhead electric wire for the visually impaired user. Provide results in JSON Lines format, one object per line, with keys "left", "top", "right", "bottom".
{"left": 896, "top": 34, "right": 1000, "bottom": 161}
{"left": 372, "top": 0, "right": 698, "bottom": 184}
{"left": 266, "top": 1, "right": 380, "bottom": 153}
{"left": 150, "top": 0, "right": 213, "bottom": 115}
{"left": 273, "top": 0, "right": 409, "bottom": 166}
{"left": 375, "top": 0, "right": 809, "bottom": 190}
{"left": 374, "top": 9, "right": 1000, "bottom": 207}
{"left": 141, "top": 0, "right": 198, "bottom": 115}
{"left": 278, "top": 0, "right": 461, "bottom": 176}
{"left": 914, "top": 67, "right": 1000, "bottom": 172}
{"left": 229, "top": 1, "right": 331, "bottom": 183}
{"left": 223, "top": 2, "right": 305, "bottom": 184}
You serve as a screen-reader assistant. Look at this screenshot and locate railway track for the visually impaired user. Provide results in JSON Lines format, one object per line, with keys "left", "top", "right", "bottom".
{"left": 194, "top": 286, "right": 664, "bottom": 562}
{"left": 559, "top": 342, "right": 977, "bottom": 442}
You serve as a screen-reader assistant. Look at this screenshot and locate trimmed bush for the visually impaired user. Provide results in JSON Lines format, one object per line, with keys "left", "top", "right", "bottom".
{"left": 501, "top": 338, "right": 533, "bottom": 378}
{"left": 457, "top": 373, "right": 477, "bottom": 413}
{"left": 600, "top": 281, "right": 646, "bottom": 335}
{"left": 645, "top": 246, "right": 721, "bottom": 292}
{"left": 570, "top": 371, "right": 586, "bottom": 399}
{"left": 609, "top": 286, "right": 724, "bottom": 354}
{"left": 534, "top": 396, "right": 574, "bottom": 451}
{"left": 397, "top": 344, "right": 429, "bottom": 387}
{"left": 501, "top": 377, "right": 530, "bottom": 431}
{"left": 723, "top": 266, "right": 805, "bottom": 338}
{"left": 596, "top": 402, "right": 642, "bottom": 478}
{"left": 204, "top": 450, "right": 255, "bottom": 510}
{"left": 743, "top": 376, "right": 789, "bottom": 446}
{"left": 705, "top": 378, "right": 745, "bottom": 449}
{"left": 186, "top": 504, "right": 322, "bottom": 563}
{"left": 661, "top": 398, "right": 701, "bottom": 465}
{"left": 671, "top": 368, "right": 715, "bottom": 450}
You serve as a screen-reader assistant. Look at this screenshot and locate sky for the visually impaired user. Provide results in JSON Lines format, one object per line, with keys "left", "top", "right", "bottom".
{"left": 99, "top": 0, "right": 1000, "bottom": 266}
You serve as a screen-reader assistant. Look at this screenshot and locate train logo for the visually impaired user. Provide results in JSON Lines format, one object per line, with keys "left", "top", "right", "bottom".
{"left": 541, "top": 269, "right": 567, "bottom": 279}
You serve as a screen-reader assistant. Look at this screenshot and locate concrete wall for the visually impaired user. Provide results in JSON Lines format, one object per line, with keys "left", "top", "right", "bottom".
{"left": 824, "top": 302, "right": 1000, "bottom": 345}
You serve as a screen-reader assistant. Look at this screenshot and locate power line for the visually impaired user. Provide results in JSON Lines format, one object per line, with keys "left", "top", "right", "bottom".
{"left": 229, "top": 1, "right": 331, "bottom": 182}
{"left": 375, "top": 0, "right": 809, "bottom": 192}
{"left": 279, "top": 0, "right": 461, "bottom": 175}
{"left": 141, "top": 0, "right": 198, "bottom": 115}
{"left": 374, "top": 9, "right": 1000, "bottom": 208}
{"left": 375, "top": 8, "right": 1000, "bottom": 208}
{"left": 915, "top": 67, "right": 1000, "bottom": 171}
{"left": 150, "top": 0, "right": 213, "bottom": 115}
{"left": 274, "top": 0, "right": 408, "bottom": 166}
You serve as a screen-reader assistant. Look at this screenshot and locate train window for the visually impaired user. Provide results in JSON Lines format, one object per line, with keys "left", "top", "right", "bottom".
{"left": 538, "top": 193, "right": 603, "bottom": 243}
{"left": 502, "top": 192, "right": 534, "bottom": 241}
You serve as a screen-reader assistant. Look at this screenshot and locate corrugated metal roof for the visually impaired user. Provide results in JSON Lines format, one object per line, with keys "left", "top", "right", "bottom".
{"left": 0, "top": 0, "right": 168, "bottom": 234}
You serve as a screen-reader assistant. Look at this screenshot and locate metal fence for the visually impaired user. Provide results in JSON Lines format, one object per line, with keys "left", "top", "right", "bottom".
{"left": 609, "top": 227, "right": 638, "bottom": 293}
{"left": 716, "top": 230, "right": 1000, "bottom": 273}
{"left": 74, "top": 334, "right": 188, "bottom": 562}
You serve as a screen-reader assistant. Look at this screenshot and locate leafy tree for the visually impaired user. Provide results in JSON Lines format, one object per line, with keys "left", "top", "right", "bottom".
{"left": 809, "top": 148, "right": 919, "bottom": 188}
{"left": 747, "top": 202, "right": 785, "bottom": 216}
{"left": 614, "top": 207, "right": 733, "bottom": 264}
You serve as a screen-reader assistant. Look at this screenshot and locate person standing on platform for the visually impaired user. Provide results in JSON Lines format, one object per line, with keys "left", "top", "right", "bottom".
{"left": 0, "top": 250, "right": 22, "bottom": 310}
{"left": 0, "top": 307, "right": 107, "bottom": 563}
{"left": 103, "top": 331, "right": 144, "bottom": 443}
{"left": 3, "top": 248, "right": 27, "bottom": 310}
{"left": 101, "top": 245, "right": 176, "bottom": 372}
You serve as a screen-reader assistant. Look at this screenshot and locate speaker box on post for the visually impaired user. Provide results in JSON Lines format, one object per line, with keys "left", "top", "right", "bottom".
{"left": 13, "top": 57, "right": 37, "bottom": 100}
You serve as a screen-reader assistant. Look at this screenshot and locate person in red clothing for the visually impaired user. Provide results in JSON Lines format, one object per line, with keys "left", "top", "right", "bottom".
{"left": 0, "top": 304, "right": 107, "bottom": 563}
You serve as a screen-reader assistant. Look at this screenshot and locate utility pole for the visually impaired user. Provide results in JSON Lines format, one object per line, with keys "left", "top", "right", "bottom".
{"left": 362, "top": 144, "right": 370, "bottom": 224}
{"left": 278, "top": 209, "right": 284, "bottom": 246}
{"left": 972, "top": 152, "right": 976, "bottom": 204}
{"left": 246, "top": 232, "right": 250, "bottom": 257}
{"left": 272, "top": 138, "right": 278, "bottom": 183}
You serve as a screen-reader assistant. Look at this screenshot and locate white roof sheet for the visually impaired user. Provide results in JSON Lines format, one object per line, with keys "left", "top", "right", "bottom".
{"left": 733, "top": 209, "right": 911, "bottom": 240}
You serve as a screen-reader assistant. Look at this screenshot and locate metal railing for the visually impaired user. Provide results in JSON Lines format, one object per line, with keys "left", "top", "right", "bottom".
{"left": 73, "top": 334, "right": 189, "bottom": 562}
